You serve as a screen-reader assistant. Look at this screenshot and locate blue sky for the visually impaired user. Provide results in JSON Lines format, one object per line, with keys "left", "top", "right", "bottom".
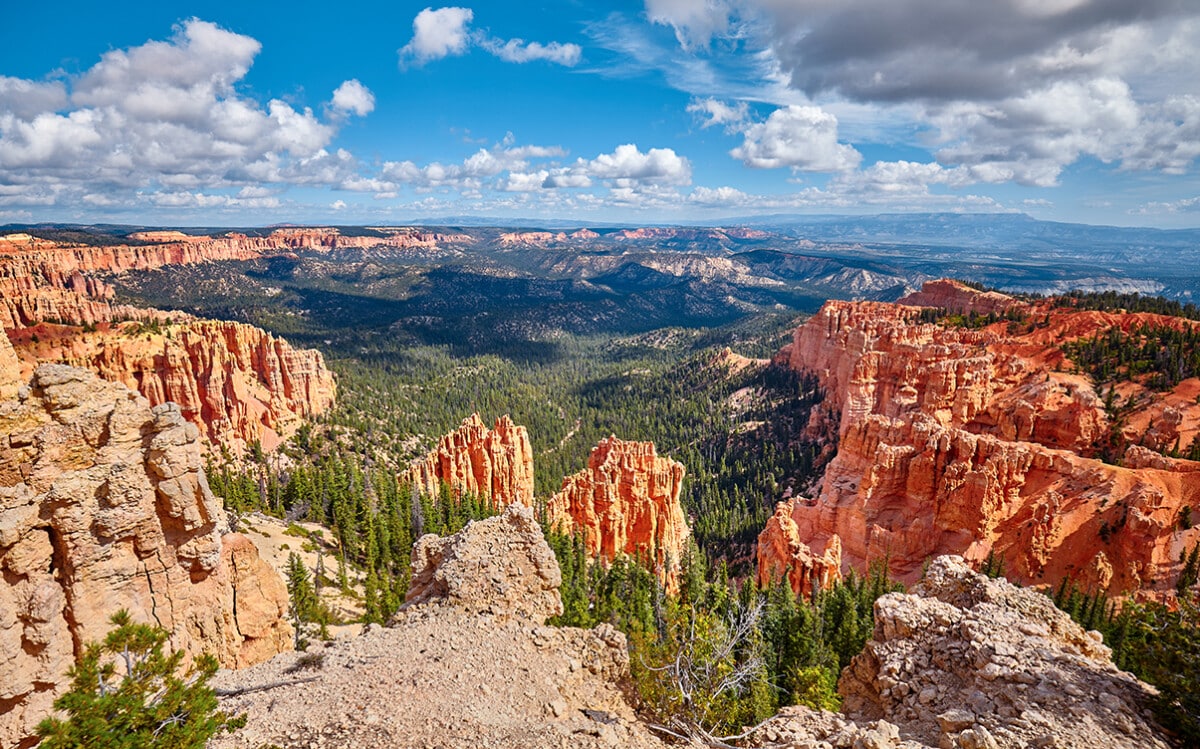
{"left": 2, "top": 0, "right": 1199, "bottom": 227}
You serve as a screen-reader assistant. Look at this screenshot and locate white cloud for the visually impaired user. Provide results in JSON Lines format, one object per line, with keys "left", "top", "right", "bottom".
{"left": 379, "top": 139, "right": 569, "bottom": 191}
{"left": 1133, "top": 196, "right": 1200, "bottom": 214}
{"left": 730, "top": 105, "right": 861, "bottom": 172}
{"left": 578, "top": 143, "right": 692, "bottom": 186}
{"left": 331, "top": 199, "right": 347, "bottom": 210}
{"left": 479, "top": 38, "right": 582, "bottom": 66}
{"left": 399, "top": 7, "right": 582, "bottom": 67}
{"left": 830, "top": 160, "right": 973, "bottom": 195}
{"left": 645, "top": 0, "right": 732, "bottom": 49}
{"left": 689, "top": 185, "right": 751, "bottom": 205}
{"left": 931, "top": 78, "right": 1144, "bottom": 186}
{"left": 0, "top": 18, "right": 366, "bottom": 209}
{"left": 399, "top": 7, "right": 475, "bottom": 66}
{"left": 687, "top": 97, "right": 748, "bottom": 131}
{"left": 0, "top": 76, "right": 67, "bottom": 118}
{"left": 330, "top": 79, "right": 375, "bottom": 116}
{"left": 503, "top": 170, "right": 550, "bottom": 191}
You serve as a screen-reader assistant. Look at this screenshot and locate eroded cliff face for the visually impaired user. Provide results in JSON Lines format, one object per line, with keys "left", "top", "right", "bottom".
{"left": 10, "top": 319, "right": 335, "bottom": 454}
{"left": 760, "top": 281, "right": 1200, "bottom": 594}
{"left": 547, "top": 437, "right": 690, "bottom": 591}
{"left": 0, "top": 358, "right": 291, "bottom": 748}
{"left": 1, "top": 230, "right": 338, "bottom": 453}
{"left": 403, "top": 414, "right": 535, "bottom": 509}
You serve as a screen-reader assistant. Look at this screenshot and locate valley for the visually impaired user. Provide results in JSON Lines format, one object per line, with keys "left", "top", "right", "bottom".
{"left": 3, "top": 219, "right": 1200, "bottom": 748}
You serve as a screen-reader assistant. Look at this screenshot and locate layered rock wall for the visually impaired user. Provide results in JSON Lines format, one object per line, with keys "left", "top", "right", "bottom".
{"left": 0, "top": 362, "right": 291, "bottom": 748}
{"left": 1, "top": 230, "right": 339, "bottom": 453}
{"left": 760, "top": 282, "right": 1200, "bottom": 593}
{"left": 403, "top": 414, "right": 535, "bottom": 509}
{"left": 547, "top": 437, "right": 690, "bottom": 591}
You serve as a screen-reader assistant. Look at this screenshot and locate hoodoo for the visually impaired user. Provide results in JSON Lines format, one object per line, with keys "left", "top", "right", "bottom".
{"left": 402, "top": 413, "right": 535, "bottom": 509}
{"left": 547, "top": 436, "right": 690, "bottom": 591}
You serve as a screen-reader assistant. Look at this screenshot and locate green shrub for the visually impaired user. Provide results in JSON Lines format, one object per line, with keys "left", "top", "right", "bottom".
{"left": 36, "top": 610, "right": 244, "bottom": 749}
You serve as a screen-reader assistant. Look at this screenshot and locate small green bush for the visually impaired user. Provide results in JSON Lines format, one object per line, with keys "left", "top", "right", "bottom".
{"left": 36, "top": 610, "right": 244, "bottom": 749}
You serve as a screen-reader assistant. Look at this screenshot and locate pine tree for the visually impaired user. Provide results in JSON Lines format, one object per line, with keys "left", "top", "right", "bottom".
{"left": 286, "top": 552, "right": 317, "bottom": 650}
{"left": 36, "top": 610, "right": 244, "bottom": 748}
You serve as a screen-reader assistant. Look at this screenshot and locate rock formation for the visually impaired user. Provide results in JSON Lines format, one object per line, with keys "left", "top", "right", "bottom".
{"left": 402, "top": 414, "right": 534, "bottom": 509}
{"left": 404, "top": 503, "right": 563, "bottom": 621}
{"left": 750, "top": 556, "right": 1172, "bottom": 748}
{"left": 756, "top": 502, "right": 843, "bottom": 598}
{"left": 12, "top": 319, "right": 336, "bottom": 453}
{"left": 0, "top": 359, "right": 290, "bottom": 748}
{"left": 547, "top": 436, "right": 690, "bottom": 591}
{"left": 760, "top": 281, "right": 1200, "bottom": 593}
{"left": 210, "top": 504, "right": 667, "bottom": 749}
{"left": 1, "top": 229, "right": 339, "bottom": 454}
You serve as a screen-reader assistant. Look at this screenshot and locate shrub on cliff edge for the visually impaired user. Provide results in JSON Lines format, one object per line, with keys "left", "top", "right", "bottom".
{"left": 36, "top": 610, "right": 244, "bottom": 749}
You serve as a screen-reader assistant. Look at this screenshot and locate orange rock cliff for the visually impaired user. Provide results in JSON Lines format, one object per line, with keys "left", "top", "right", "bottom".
{"left": 0, "top": 230, "right": 339, "bottom": 452}
{"left": 758, "top": 280, "right": 1200, "bottom": 595}
{"left": 0, "top": 341, "right": 291, "bottom": 748}
{"left": 11, "top": 320, "right": 336, "bottom": 454}
{"left": 547, "top": 436, "right": 691, "bottom": 591}
{"left": 403, "top": 414, "right": 535, "bottom": 509}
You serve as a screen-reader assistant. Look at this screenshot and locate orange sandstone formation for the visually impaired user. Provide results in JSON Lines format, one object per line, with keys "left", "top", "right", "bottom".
{"left": 10, "top": 319, "right": 335, "bottom": 453}
{"left": 0, "top": 351, "right": 290, "bottom": 748}
{"left": 547, "top": 437, "right": 690, "bottom": 590}
{"left": 756, "top": 502, "right": 842, "bottom": 598}
{"left": 759, "top": 281, "right": 1200, "bottom": 594}
{"left": 0, "top": 229, "right": 341, "bottom": 453}
{"left": 403, "top": 414, "right": 535, "bottom": 509}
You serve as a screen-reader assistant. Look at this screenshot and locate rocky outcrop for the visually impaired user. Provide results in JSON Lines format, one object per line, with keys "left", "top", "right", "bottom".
{"left": 212, "top": 504, "right": 666, "bottom": 749}
{"left": 547, "top": 437, "right": 690, "bottom": 591}
{"left": 753, "top": 557, "right": 1171, "bottom": 749}
{"left": 756, "top": 502, "right": 842, "bottom": 598}
{"left": 0, "top": 364, "right": 290, "bottom": 748}
{"left": 402, "top": 414, "right": 534, "bottom": 509}
{"left": 11, "top": 319, "right": 336, "bottom": 453}
{"left": 761, "top": 283, "right": 1200, "bottom": 593}
{"left": 898, "top": 279, "right": 1020, "bottom": 316}
{"left": 404, "top": 503, "right": 563, "bottom": 622}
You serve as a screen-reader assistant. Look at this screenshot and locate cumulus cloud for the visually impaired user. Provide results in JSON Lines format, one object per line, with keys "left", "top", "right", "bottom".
{"left": 646, "top": 0, "right": 1200, "bottom": 191}
{"left": 377, "top": 139, "right": 569, "bottom": 192}
{"left": 689, "top": 185, "right": 751, "bottom": 205}
{"left": 580, "top": 143, "right": 692, "bottom": 185}
{"left": 829, "top": 160, "right": 974, "bottom": 195}
{"left": 399, "top": 6, "right": 582, "bottom": 67}
{"left": 330, "top": 79, "right": 375, "bottom": 116}
{"left": 0, "top": 18, "right": 371, "bottom": 208}
{"left": 371, "top": 140, "right": 689, "bottom": 201}
{"left": 399, "top": 7, "right": 475, "bottom": 65}
{"left": 0, "top": 77, "right": 67, "bottom": 118}
{"left": 730, "top": 105, "right": 861, "bottom": 172}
